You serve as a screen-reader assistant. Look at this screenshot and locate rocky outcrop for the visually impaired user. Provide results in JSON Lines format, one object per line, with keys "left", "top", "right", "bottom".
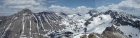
{"left": 88, "top": 33, "right": 96, "bottom": 38}
{"left": 0, "top": 8, "right": 65, "bottom": 38}
{"left": 102, "top": 25, "right": 127, "bottom": 38}
{"left": 0, "top": 9, "right": 140, "bottom": 38}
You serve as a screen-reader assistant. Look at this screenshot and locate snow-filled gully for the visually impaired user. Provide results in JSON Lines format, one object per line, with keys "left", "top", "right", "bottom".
{"left": 33, "top": 14, "right": 40, "bottom": 35}
{"left": 1, "top": 23, "right": 12, "bottom": 38}
{"left": 43, "top": 14, "right": 53, "bottom": 30}
{"left": 45, "top": 15, "right": 54, "bottom": 29}
{"left": 38, "top": 16, "right": 45, "bottom": 32}
{"left": 20, "top": 16, "right": 26, "bottom": 38}
{"left": 49, "top": 14, "right": 62, "bottom": 29}
{"left": 29, "top": 20, "right": 32, "bottom": 38}
{"left": 47, "top": 15, "right": 61, "bottom": 30}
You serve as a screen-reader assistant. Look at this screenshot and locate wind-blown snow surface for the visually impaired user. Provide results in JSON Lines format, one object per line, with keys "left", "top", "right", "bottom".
{"left": 117, "top": 25, "right": 140, "bottom": 38}
{"left": 55, "top": 12, "right": 140, "bottom": 38}
{"left": 87, "top": 15, "right": 112, "bottom": 34}
{"left": 72, "top": 14, "right": 113, "bottom": 38}
{"left": 58, "top": 14, "right": 113, "bottom": 38}
{"left": 1, "top": 9, "right": 140, "bottom": 38}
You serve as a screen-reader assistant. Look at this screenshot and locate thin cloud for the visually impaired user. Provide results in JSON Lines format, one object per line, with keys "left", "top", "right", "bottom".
{"left": 47, "top": 5, "right": 94, "bottom": 14}
{"left": 96, "top": 0, "right": 140, "bottom": 16}
{"left": 0, "top": 0, "right": 93, "bottom": 16}
{"left": 0, "top": 0, "right": 47, "bottom": 16}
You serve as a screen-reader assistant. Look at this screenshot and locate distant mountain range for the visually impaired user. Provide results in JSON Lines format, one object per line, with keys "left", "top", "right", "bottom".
{"left": 0, "top": 8, "right": 140, "bottom": 38}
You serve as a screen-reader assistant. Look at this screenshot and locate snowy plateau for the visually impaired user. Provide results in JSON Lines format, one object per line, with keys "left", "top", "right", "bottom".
{"left": 0, "top": 9, "right": 140, "bottom": 38}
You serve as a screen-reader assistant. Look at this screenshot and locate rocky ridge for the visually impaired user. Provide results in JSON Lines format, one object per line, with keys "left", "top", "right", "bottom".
{"left": 0, "top": 9, "right": 140, "bottom": 38}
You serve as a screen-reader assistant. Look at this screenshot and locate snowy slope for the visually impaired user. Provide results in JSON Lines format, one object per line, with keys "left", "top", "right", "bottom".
{"left": 48, "top": 10, "right": 140, "bottom": 38}
{"left": 117, "top": 25, "right": 140, "bottom": 38}
{"left": 87, "top": 15, "right": 113, "bottom": 34}
{"left": 0, "top": 9, "right": 140, "bottom": 38}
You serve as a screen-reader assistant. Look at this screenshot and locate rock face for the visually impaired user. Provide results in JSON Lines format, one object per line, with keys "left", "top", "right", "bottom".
{"left": 102, "top": 25, "right": 127, "bottom": 38}
{"left": 0, "top": 16, "right": 7, "bottom": 25}
{"left": 0, "top": 9, "right": 65, "bottom": 38}
{"left": 80, "top": 34, "right": 87, "bottom": 38}
{"left": 105, "top": 10, "right": 140, "bottom": 29}
{"left": 88, "top": 33, "right": 96, "bottom": 38}
{"left": 0, "top": 9, "right": 140, "bottom": 38}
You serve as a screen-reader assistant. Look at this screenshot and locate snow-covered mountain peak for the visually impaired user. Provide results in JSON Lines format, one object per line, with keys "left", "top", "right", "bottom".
{"left": 88, "top": 10, "right": 98, "bottom": 16}
{"left": 47, "top": 10, "right": 140, "bottom": 38}
{"left": 16, "top": 8, "right": 33, "bottom": 16}
{"left": 0, "top": 9, "right": 140, "bottom": 38}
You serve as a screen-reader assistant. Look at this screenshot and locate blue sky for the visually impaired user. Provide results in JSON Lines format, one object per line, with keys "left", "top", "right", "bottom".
{"left": 45, "top": 0, "right": 122, "bottom": 8}
{"left": 0, "top": 0, "right": 140, "bottom": 16}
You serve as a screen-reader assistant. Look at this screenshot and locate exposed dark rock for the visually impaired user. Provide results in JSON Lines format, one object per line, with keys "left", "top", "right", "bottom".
{"left": 77, "top": 13, "right": 81, "bottom": 16}
{"left": 128, "top": 35, "right": 132, "bottom": 37}
{"left": 0, "top": 9, "right": 65, "bottom": 38}
{"left": 88, "top": 10, "right": 98, "bottom": 16}
{"left": 3, "top": 30, "right": 11, "bottom": 38}
{"left": 105, "top": 26, "right": 116, "bottom": 32}
{"left": 88, "top": 33, "right": 96, "bottom": 38}
{"left": 80, "top": 34, "right": 87, "bottom": 38}
{"left": 84, "top": 21, "right": 91, "bottom": 26}
{"left": 60, "top": 12, "right": 67, "bottom": 16}
{"left": 103, "top": 10, "right": 140, "bottom": 29}
{"left": 0, "top": 9, "right": 140, "bottom": 38}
